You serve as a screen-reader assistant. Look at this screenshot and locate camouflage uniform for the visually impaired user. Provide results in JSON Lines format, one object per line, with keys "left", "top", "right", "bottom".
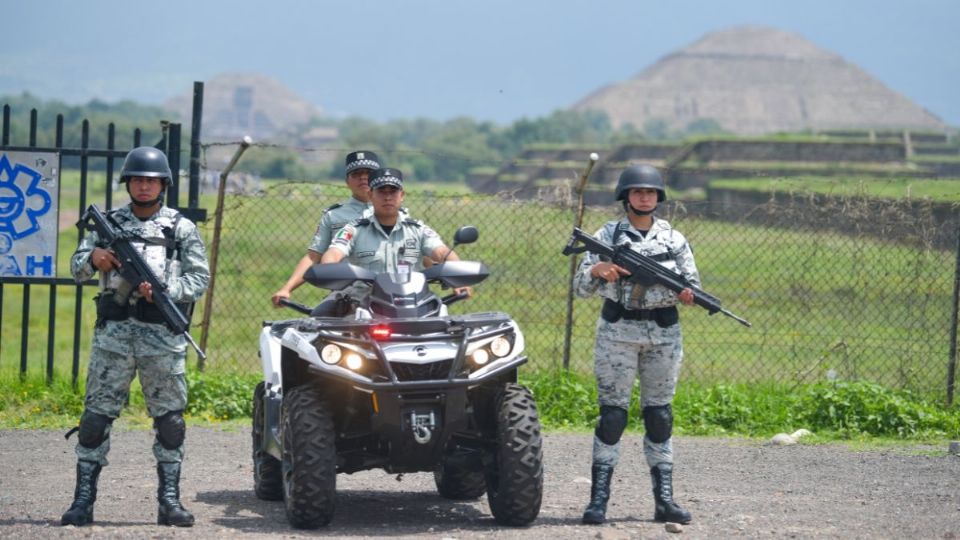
{"left": 575, "top": 216, "right": 700, "bottom": 469}
{"left": 70, "top": 205, "right": 210, "bottom": 465}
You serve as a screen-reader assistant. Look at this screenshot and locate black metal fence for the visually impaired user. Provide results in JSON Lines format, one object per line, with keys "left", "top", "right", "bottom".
{"left": 0, "top": 104, "right": 201, "bottom": 384}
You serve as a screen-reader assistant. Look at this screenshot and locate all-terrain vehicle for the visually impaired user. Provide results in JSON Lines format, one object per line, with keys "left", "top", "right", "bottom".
{"left": 252, "top": 227, "right": 543, "bottom": 529}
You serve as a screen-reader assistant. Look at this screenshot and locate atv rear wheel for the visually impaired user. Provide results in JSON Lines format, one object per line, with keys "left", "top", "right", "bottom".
{"left": 252, "top": 381, "right": 283, "bottom": 501}
{"left": 485, "top": 383, "right": 543, "bottom": 526}
{"left": 434, "top": 461, "right": 486, "bottom": 500}
{"left": 281, "top": 386, "right": 337, "bottom": 528}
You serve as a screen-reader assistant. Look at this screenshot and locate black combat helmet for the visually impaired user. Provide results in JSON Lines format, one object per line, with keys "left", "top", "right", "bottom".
{"left": 615, "top": 164, "right": 666, "bottom": 202}
{"left": 119, "top": 147, "right": 172, "bottom": 185}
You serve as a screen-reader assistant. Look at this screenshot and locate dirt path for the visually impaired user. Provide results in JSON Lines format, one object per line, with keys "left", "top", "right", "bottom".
{"left": 1, "top": 427, "right": 958, "bottom": 538}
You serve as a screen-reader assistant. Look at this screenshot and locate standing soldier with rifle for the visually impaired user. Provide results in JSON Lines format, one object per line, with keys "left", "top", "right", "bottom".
{"left": 61, "top": 146, "right": 210, "bottom": 528}
{"left": 575, "top": 164, "right": 696, "bottom": 526}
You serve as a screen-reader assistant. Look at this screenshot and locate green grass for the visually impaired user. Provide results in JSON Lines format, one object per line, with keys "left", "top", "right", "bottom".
{"left": 3, "top": 370, "right": 956, "bottom": 443}
{"left": 710, "top": 176, "right": 960, "bottom": 201}
{"left": 685, "top": 160, "right": 920, "bottom": 174}
{"left": 911, "top": 154, "right": 960, "bottom": 164}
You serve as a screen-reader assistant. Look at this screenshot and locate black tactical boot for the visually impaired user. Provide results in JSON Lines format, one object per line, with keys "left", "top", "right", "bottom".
{"left": 651, "top": 463, "right": 691, "bottom": 524}
{"left": 157, "top": 462, "right": 194, "bottom": 527}
{"left": 61, "top": 460, "right": 102, "bottom": 526}
{"left": 581, "top": 464, "right": 614, "bottom": 524}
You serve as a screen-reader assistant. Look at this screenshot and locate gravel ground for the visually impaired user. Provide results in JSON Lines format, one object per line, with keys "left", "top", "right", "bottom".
{"left": 1, "top": 426, "right": 959, "bottom": 539}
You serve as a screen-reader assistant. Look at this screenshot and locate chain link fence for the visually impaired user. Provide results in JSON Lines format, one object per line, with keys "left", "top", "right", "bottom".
{"left": 195, "top": 180, "right": 959, "bottom": 400}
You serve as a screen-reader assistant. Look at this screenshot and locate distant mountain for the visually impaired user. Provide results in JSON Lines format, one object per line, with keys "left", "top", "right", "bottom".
{"left": 572, "top": 26, "right": 946, "bottom": 135}
{"left": 164, "top": 73, "right": 324, "bottom": 141}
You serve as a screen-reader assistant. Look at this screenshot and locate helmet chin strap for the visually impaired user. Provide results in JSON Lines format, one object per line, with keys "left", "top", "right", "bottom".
{"left": 625, "top": 202, "right": 656, "bottom": 216}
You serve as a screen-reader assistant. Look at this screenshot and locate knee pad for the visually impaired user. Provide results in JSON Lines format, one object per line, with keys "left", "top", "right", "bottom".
{"left": 595, "top": 406, "right": 628, "bottom": 445}
{"left": 154, "top": 410, "right": 186, "bottom": 450}
{"left": 78, "top": 411, "right": 113, "bottom": 449}
{"left": 643, "top": 404, "right": 673, "bottom": 443}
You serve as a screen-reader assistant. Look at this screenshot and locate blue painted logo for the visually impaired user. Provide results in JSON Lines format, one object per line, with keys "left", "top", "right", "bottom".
{"left": 0, "top": 154, "right": 52, "bottom": 240}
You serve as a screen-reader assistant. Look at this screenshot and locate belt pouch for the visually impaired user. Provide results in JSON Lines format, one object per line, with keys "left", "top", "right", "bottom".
{"left": 134, "top": 299, "right": 167, "bottom": 324}
{"left": 95, "top": 292, "right": 129, "bottom": 326}
{"left": 654, "top": 306, "right": 679, "bottom": 328}
{"left": 601, "top": 299, "right": 623, "bottom": 323}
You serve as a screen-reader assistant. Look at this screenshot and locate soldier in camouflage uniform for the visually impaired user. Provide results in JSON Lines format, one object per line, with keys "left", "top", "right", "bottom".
{"left": 575, "top": 164, "right": 698, "bottom": 525}
{"left": 271, "top": 150, "right": 380, "bottom": 313}
{"left": 321, "top": 168, "right": 461, "bottom": 294}
{"left": 61, "top": 147, "right": 210, "bottom": 528}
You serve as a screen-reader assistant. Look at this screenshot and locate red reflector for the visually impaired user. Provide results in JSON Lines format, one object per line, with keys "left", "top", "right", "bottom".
{"left": 370, "top": 325, "right": 392, "bottom": 340}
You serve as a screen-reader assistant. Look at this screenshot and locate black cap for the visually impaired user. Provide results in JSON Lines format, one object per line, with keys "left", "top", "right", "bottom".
{"left": 368, "top": 168, "right": 404, "bottom": 190}
{"left": 345, "top": 150, "right": 381, "bottom": 174}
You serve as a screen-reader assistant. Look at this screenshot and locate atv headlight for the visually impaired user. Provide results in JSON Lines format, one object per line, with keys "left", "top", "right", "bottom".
{"left": 470, "top": 349, "right": 490, "bottom": 366}
{"left": 344, "top": 352, "right": 363, "bottom": 371}
{"left": 320, "top": 344, "right": 342, "bottom": 365}
{"left": 489, "top": 336, "right": 512, "bottom": 358}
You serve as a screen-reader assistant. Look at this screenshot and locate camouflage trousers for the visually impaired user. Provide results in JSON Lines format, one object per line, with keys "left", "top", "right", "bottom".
{"left": 75, "top": 346, "right": 188, "bottom": 466}
{"left": 591, "top": 317, "right": 683, "bottom": 469}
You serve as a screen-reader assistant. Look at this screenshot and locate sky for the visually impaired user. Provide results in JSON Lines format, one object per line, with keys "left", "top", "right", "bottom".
{"left": 2, "top": 0, "right": 958, "bottom": 127}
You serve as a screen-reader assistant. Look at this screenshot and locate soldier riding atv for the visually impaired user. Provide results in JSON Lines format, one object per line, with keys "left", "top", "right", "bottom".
{"left": 252, "top": 226, "right": 543, "bottom": 529}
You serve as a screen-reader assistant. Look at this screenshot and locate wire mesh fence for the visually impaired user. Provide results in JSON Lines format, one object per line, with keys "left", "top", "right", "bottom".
{"left": 195, "top": 180, "right": 959, "bottom": 400}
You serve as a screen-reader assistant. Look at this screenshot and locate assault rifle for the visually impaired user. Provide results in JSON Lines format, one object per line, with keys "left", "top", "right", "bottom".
{"left": 562, "top": 227, "right": 751, "bottom": 328}
{"left": 78, "top": 204, "right": 207, "bottom": 358}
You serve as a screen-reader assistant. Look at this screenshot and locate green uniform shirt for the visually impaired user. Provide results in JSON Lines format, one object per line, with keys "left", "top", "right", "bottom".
{"left": 308, "top": 197, "right": 371, "bottom": 254}
{"left": 329, "top": 210, "right": 445, "bottom": 273}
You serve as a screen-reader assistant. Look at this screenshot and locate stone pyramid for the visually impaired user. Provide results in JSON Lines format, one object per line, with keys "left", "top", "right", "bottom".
{"left": 164, "top": 72, "right": 322, "bottom": 141}
{"left": 572, "top": 26, "right": 945, "bottom": 135}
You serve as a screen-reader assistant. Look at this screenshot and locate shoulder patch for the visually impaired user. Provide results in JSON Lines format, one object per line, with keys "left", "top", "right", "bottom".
{"left": 323, "top": 202, "right": 343, "bottom": 214}
{"left": 403, "top": 218, "right": 422, "bottom": 227}
{"left": 355, "top": 218, "right": 372, "bottom": 226}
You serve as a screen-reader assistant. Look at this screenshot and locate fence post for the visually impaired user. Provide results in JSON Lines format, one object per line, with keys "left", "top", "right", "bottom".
{"left": 562, "top": 153, "right": 598, "bottom": 370}
{"left": 947, "top": 223, "right": 960, "bottom": 406}
{"left": 198, "top": 137, "right": 252, "bottom": 370}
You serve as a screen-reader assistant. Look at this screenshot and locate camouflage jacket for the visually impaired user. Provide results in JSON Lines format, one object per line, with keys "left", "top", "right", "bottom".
{"left": 71, "top": 205, "right": 210, "bottom": 354}
{"left": 574, "top": 216, "right": 701, "bottom": 310}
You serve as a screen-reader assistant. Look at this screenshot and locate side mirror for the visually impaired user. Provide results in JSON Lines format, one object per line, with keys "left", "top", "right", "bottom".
{"left": 441, "top": 226, "right": 479, "bottom": 264}
{"left": 453, "top": 225, "right": 479, "bottom": 246}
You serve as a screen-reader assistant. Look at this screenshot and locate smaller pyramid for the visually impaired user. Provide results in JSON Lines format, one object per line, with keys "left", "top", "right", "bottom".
{"left": 164, "top": 73, "right": 323, "bottom": 140}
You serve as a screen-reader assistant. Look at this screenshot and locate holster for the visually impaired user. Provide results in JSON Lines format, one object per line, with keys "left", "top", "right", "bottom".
{"left": 95, "top": 292, "right": 129, "bottom": 328}
{"left": 132, "top": 298, "right": 167, "bottom": 324}
{"left": 601, "top": 299, "right": 623, "bottom": 323}
{"left": 131, "top": 298, "right": 193, "bottom": 326}
{"left": 653, "top": 306, "right": 679, "bottom": 328}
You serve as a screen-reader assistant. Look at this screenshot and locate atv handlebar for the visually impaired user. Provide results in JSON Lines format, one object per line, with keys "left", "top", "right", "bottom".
{"left": 441, "top": 290, "right": 471, "bottom": 306}
{"left": 279, "top": 298, "right": 313, "bottom": 315}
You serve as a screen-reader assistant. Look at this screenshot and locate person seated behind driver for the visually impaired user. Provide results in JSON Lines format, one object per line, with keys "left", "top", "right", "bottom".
{"left": 320, "top": 167, "right": 464, "bottom": 306}
{"left": 271, "top": 150, "right": 380, "bottom": 316}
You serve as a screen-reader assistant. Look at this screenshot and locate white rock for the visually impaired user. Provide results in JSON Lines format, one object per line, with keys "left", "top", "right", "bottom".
{"left": 791, "top": 428, "right": 812, "bottom": 439}
{"left": 665, "top": 522, "right": 684, "bottom": 533}
{"left": 770, "top": 433, "right": 796, "bottom": 445}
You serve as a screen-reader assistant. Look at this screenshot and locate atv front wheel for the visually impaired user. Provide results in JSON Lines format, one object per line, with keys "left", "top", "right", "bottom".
{"left": 252, "top": 381, "right": 283, "bottom": 501}
{"left": 281, "top": 386, "right": 337, "bottom": 528}
{"left": 434, "top": 460, "right": 486, "bottom": 500}
{"left": 485, "top": 383, "right": 543, "bottom": 526}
